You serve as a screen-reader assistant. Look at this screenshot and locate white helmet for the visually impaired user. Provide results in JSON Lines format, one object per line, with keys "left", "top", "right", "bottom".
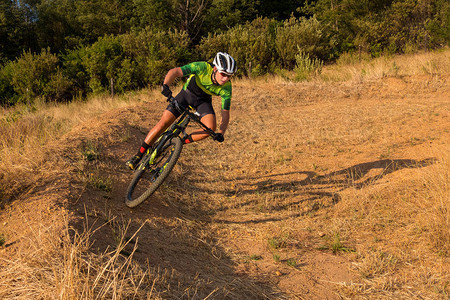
{"left": 213, "top": 52, "right": 237, "bottom": 75}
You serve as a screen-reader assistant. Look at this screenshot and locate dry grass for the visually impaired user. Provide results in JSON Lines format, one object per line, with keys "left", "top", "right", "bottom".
{"left": 321, "top": 48, "right": 450, "bottom": 82}
{"left": 0, "top": 48, "right": 449, "bottom": 298}
{"left": 0, "top": 207, "right": 162, "bottom": 299}
{"left": 0, "top": 90, "right": 162, "bottom": 203}
{"left": 323, "top": 150, "right": 449, "bottom": 298}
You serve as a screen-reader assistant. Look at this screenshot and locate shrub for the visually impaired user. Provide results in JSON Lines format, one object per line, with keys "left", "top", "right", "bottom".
{"left": 197, "top": 17, "right": 278, "bottom": 76}
{"left": 0, "top": 63, "right": 17, "bottom": 106}
{"left": 60, "top": 29, "right": 191, "bottom": 98}
{"left": 275, "top": 16, "right": 327, "bottom": 69}
{"left": 121, "top": 28, "right": 191, "bottom": 86}
{"left": 6, "top": 48, "right": 72, "bottom": 104}
{"left": 61, "top": 47, "right": 90, "bottom": 99}
{"left": 294, "top": 48, "right": 323, "bottom": 81}
{"left": 43, "top": 68, "right": 73, "bottom": 101}
{"left": 81, "top": 35, "right": 124, "bottom": 94}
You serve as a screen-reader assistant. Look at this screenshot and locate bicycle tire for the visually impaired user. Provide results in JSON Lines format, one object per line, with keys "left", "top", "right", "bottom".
{"left": 125, "top": 137, "right": 183, "bottom": 208}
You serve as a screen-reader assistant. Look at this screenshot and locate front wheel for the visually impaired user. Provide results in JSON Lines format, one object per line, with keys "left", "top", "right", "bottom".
{"left": 125, "top": 137, "right": 183, "bottom": 208}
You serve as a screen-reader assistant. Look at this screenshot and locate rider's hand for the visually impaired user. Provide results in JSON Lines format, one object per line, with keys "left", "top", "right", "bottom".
{"left": 213, "top": 133, "right": 224, "bottom": 143}
{"left": 161, "top": 84, "right": 172, "bottom": 98}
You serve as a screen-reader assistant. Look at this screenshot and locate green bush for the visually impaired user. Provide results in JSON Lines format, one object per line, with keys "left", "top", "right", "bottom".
{"left": 197, "top": 17, "right": 278, "bottom": 76}
{"left": 74, "top": 28, "right": 191, "bottom": 96}
{"left": 5, "top": 48, "right": 73, "bottom": 104}
{"left": 62, "top": 47, "right": 90, "bottom": 99}
{"left": 359, "top": 0, "right": 449, "bottom": 56}
{"left": 81, "top": 35, "right": 124, "bottom": 94}
{"left": 43, "top": 68, "right": 73, "bottom": 101}
{"left": 275, "top": 16, "right": 327, "bottom": 69}
{"left": 294, "top": 48, "right": 323, "bottom": 81}
{"left": 0, "top": 64, "right": 17, "bottom": 106}
{"left": 121, "top": 28, "right": 191, "bottom": 86}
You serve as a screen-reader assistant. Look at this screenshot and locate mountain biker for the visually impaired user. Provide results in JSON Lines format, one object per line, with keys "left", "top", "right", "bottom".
{"left": 126, "top": 52, "right": 237, "bottom": 170}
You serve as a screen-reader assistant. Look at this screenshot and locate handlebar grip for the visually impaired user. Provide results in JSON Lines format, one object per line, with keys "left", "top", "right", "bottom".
{"left": 212, "top": 132, "right": 224, "bottom": 142}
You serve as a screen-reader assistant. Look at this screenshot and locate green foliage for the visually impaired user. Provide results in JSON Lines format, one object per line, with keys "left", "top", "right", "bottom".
{"left": 0, "top": 0, "right": 21, "bottom": 62}
{"left": 60, "top": 28, "right": 191, "bottom": 96}
{"left": 426, "top": 0, "right": 450, "bottom": 47}
{"left": 378, "top": 0, "right": 429, "bottom": 54}
{"left": 5, "top": 49, "right": 72, "bottom": 105}
{"left": 276, "top": 16, "right": 328, "bottom": 68}
{"left": 318, "top": 233, "right": 356, "bottom": 254}
{"left": 81, "top": 141, "right": 99, "bottom": 162}
{"left": 308, "top": 0, "right": 449, "bottom": 57}
{"left": 74, "top": 0, "right": 134, "bottom": 43}
{"left": 82, "top": 35, "right": 124, "bottom": 94}
{"left": 268, "top": 234, "right": 289, "bottom": 249}
{"left": 132, "top": 0, "right": 174, "bottom": 32}
{"left": 0, "top": 63, "right": 17, "bottom": 106}
{"left": 121, "top": 28, "right": 191, "bottom": 86}
{"left": 35, "top": 0, "right": 78, "bottom": 53}
{"left": 61, "top": 47, "right": 90, "bottom": 99}
{"left": 202, "top": 0, "right": 259, "bottom": 34}
{"left": 285, "top": 258, "right": 297, "bottom": 267}
{"left": 198, "top": 15, "right": 328, "bottom": 75}
{"left": 294, "top": 48, "right": 323, "bottom": 81}
{"left": 87, "top": 174, "right": 112, "bottom": 192}
{"left": 197, "top": 17, "right": 278, "bottom": 76}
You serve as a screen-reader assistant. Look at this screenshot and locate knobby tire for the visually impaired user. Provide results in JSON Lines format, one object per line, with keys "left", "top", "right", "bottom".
{"left": 125, "top": 137, "right": 183, "bottom": 208}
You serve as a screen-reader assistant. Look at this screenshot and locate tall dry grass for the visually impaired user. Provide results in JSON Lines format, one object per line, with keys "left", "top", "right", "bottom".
{"left": 0, "top": 207, "right": 161, "bottom": 299}
{"left": 321, "top": 48, "right": 450, "bottom": 82}
{"left": 0, "top": 90, "right": 162, "bottom": 203}
{"left": 322, "top": 148, "right": 449, "bottom": 298}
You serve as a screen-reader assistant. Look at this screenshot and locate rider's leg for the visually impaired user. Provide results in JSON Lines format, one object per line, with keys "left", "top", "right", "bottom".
{"left": 187, "top": 113, "right": 217, "bottom": 143}
{"left": 143, "top": 110, "right": 177, "bottom": 145}
{"left": 137, "top": 109, "right": 177, "bottom": 156}
{"left": 126, "top": 109, "right": 177, "bottom": 169}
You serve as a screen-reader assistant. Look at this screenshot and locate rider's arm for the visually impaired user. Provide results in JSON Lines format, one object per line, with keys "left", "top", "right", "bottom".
{"left": 163, "top": 67, "right": 183, "bottom": 86}
{"left": 218, "top": 109, "right": 230, "bottom": 135}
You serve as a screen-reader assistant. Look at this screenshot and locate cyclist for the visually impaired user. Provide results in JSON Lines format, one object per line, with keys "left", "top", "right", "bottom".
{"left": 126, "top": 52, "right": 237, "bottom": 170}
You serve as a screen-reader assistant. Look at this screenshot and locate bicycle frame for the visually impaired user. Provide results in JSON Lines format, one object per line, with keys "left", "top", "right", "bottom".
{"left": 140, "top": 97, "right": 216, "bottom": 169}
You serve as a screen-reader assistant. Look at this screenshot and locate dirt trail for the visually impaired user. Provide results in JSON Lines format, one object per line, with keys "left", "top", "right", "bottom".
{"left": 1, "top": 74, "right": 448, "bottom": 298}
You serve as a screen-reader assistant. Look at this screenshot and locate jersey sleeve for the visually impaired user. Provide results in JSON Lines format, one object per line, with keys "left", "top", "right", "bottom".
{"left": 180, "top": 62, "right": 207, "bottom": 77}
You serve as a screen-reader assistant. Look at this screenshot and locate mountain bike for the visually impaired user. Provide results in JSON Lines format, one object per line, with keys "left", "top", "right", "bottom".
{"left": 125, "top": 96, "right": 221, "bottom": 208}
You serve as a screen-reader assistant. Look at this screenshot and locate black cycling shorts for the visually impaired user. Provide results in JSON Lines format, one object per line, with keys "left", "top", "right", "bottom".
{"left": 166, "top": 89, "right": 215, "bottom": 118}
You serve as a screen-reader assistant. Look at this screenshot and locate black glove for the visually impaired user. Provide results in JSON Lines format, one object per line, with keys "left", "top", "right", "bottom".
{"left": 161, "top": 84, "right": 172, "bottom": 98}
{"left": 213, "top": 133, "right": 224, "bottom": 143}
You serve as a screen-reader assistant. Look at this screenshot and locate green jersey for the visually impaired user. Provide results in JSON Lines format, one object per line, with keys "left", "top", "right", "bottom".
{"left": 180, "top": 61, "right": 232, "bottom": 110}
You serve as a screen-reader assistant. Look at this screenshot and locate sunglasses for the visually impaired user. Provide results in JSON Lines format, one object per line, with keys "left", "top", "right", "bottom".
{"left": 218, "top": 72, "right": 233, "bottom": 78}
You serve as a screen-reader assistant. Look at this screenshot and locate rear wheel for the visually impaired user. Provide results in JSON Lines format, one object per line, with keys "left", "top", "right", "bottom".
{"left": 125, "top": 137, "right": 183, "bottom": 208}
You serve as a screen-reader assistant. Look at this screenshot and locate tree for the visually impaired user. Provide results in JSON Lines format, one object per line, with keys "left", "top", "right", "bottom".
{"left": 74, "top": 0, "right": 134, "bottom": 44}
{"left": 132, "top": 0, "right": 174, "bottom": 32}
{"left": 0, "top": 0, "right": 38, "bottom": 62}
{"left": 170, "top": 0, "right": 211, "bottom": 42}
{"left": 34, "top": 0, "right": 81, "bottom": 53}
{"left": 257, "top": 0, "right": 304, "bottom": 20}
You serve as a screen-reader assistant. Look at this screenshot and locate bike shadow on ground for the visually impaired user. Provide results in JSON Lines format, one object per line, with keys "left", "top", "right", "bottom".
{"left": 185, "top": 158, "right": 436, "bottom": 224}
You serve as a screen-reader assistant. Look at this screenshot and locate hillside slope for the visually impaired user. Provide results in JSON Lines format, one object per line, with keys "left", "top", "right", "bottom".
{"left": 1, "top": 73, "right": 449, "bottom": 299}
